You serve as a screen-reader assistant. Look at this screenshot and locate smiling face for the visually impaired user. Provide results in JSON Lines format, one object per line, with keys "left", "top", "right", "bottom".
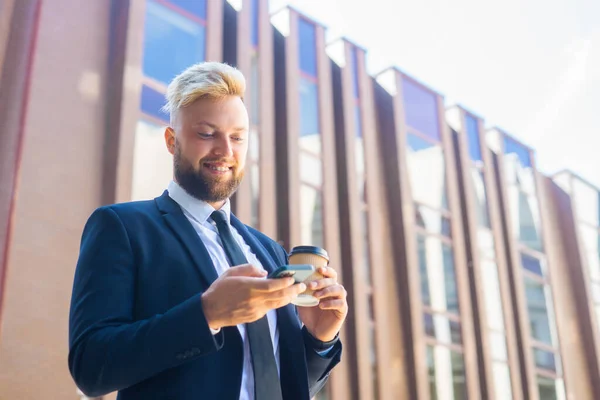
{"left": 165, "top": 95, "right": 249, "bottom": 208}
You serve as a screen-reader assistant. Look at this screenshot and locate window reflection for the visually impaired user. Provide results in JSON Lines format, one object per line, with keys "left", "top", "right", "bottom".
{"left": 506, "top": 176, "right": 543, "bottom": 251}
{"left": 477, "top": 228, "right": 496, "bottom": 259}
{"left": 299, "top": 78, "right": 321, "bottom": 154}
{"left": 131, "top": 120, "right": 173, "bottom": 201}
{"left": 489, "top": 331, "right": 508, "bottom": 361}
{"left": 493, "top": 362, "right": 512, "bottom": 399}
{"left": 143, "top": 1, "right": 206, "bottom": 85}
{"left": 480, "top": 259, "right": 505, "bottom": 331}
{"left": 427, "top": 346, "right": 466, "bottom": 400}
{"left": 415, "top": 205, "right": 452, "bottom": 237}
{"left": 250, "top": 163, "right": 259, "bottom": 228}
{"left": 465, "top": 114, "right": 482, "bottom": 161}
{"left": 537, "top": 376, "right": 566, "bottom": 400}
{"left": 402, "top": 78, "right": 440, "bottom": 141}
{"left": 417, "top": 235, "right": 459, "bottom": 313}
{"left": 250, "top": 54, "right": 260, "bottom": 125}
{"left": 470, "top": 168, "right": 490, "bottom": 228}
{"left": 522, "top": 253, "right": 544, "bottom": 276}
{"left": 300, "top": 184, "right": 324, "bottom": 248}
{"left": 361, "top": 209, "right": 371, "bottom": 285}
{"left": 299, "top": 153, "right": 322, "bottom": 186}
{"left": 355, "top": 135, "right": 365, "bottom": 200}
{"left": 533, "top": 348, "right": 557, "bottom": 372}
{"left": 407, "top": 134, "right": 448, "bottom": 210}
{"left": 424, "top": 313, "right": 462, "bottom": 344}
{"left": 524, "top": 277, "right": 557, "bottom": 346}
{"left": 579, "top": 224, "right": 600, "bottom": 281}
{"left": 573, "top": 179, "right": 600, "bottom": 226}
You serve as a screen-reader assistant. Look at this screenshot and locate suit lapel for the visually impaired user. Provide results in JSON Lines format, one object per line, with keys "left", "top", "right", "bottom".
{"left": 155, "top": 191, "right": 219, "bottom": 287}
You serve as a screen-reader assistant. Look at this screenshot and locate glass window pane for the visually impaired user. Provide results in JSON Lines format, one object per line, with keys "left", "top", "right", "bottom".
{"left": 489, "top": 331, "right": 508, "bottom": 361}
{"left": 131, "top": 120, "right": 173, "bottom": 201}
{"left": 492, "top": 362, "right": 513, "bottom": 400}
{"left": 573, "top": 179, "right": 600, "bottom": 226}
{"left": 533, "top": 347, "right": 557, "bottom": 372}
{"left": 140, "top": 85, "right": 168, "bottom": 122}
{"left": 470, "top": 168, "right": 490, "bottom": 228}
{"left": 299, "top": 152, "right": 322, "bottom": 187}
{"left": 465, "top": 114, "right": 482, "bottom": 161}
{"left": 361, "top": 209, "right": 372, "bottom": 285}
{"left": 298, "top": 18, "right": 317, "bottom": 76}
{"left": 524, "top": 277, "right": 558, "bottom": 346}
{"left": 427, "top": 346, "right": 466, "bottom": 400}
{"left": 418, "top": 235, "right": 459, "bottom": 313}
{"left": 407, "top": 134, "right": 448, "bottom": 210}
{"left": 168, "top": 0, "right": 207, "bottom": 20}
{"left": 477, "top": 227, "right": 496, "bottom": 259}
{"left": 250, "top": 163, "right": 259, "bottom": 228}
{"left": 578, "top": 224, "right": 600, "bottom": 281}
{"left": 537, "top": 376, "right": 566, "bottom": 400}
{"left": 521, "top": 253, "right": 545, "bottom": 276}
{"left": 351, "top": 47, "right": 360, "bottom": 99}
{"left": 415, "top": 205, "right": 452, "bottom": 237}
{"left": 590, "top": 282, "right": 600, "bottom": 304}
{"left": 402, "top": 78, "right": 440, "bottom": 141}
{"left": 249, "top": 127, "right": 259, "bottom": 161}
{"left": 504, "top": 136, "right": 532, "bottom": 168}
{"left": 300, "top": 185, "right": 324, "bottom": 248}
{"left": 143, "top": 1, "right": 206, "bottom": 84}
{"left": 299, "top": 78, "right": 321, "bottom": 153}
{"left": 506, "top": 185, "right": 543, "bottom": 251}
{"left": 481, "top": 259, "right": 505, "bottom": 331}
{"left": 250, "top": 54, "right": 260, "bottom": 125}
{"left": 250, "top": 0, "right": 259, "bottom": 47}
{"left": 424, "top": 313, "right": 462, "bottom": 344}
{"left": 426, "top": 346, "right": 437, "bottom": 400}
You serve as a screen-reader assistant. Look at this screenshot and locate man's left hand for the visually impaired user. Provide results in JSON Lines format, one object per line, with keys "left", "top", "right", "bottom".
{"left": 297, "top": 267, "right": 348, "bottom": 342}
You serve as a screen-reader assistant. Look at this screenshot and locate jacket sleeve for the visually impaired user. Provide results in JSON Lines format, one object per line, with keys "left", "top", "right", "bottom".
{"left": 68, "top": 207, "right": 223, "bottom": 397}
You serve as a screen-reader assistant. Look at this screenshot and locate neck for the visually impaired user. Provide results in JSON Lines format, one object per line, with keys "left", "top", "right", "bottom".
{"left": 208, "top": 200, "right": 226, "bottom": 210}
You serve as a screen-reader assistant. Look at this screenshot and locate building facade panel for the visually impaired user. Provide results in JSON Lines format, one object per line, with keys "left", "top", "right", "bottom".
{"left": 448, "top": 106, "right": 523, "bottom": 400}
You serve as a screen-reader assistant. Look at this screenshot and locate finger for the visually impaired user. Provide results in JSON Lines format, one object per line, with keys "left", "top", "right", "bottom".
{"left": 313, "top": 285, "right": 347, "bottom": 300}
{"left": 318, "top": 299, "right": 347, "bottom": 310}
{"left": 265, "top": 282, "right": 307, "bottom": 300}
{"left": 306, "top": 278, "right": 336, "bottom": 291}
{"left": 225, "top": 264, "right": 267, "bottom": 278}
{"left": 317, "top": 266, "right": 338, "bottom": 280}
{"left": 252, "top": 276, "right": 296, "bottom": 292}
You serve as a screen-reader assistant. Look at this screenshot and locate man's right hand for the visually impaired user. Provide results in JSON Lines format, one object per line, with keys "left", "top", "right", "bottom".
{"left": 201, "top": 264, "right": 306, "bottom": 330}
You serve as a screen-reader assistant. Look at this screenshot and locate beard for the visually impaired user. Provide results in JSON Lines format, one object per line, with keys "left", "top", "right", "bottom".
{"left": 173, "top": 140, "right": 244, "bottom": 203}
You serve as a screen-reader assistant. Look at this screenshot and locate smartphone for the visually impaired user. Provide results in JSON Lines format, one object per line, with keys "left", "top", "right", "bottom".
{"left": 267, "top": 264, "right": 315, "bottom": 283}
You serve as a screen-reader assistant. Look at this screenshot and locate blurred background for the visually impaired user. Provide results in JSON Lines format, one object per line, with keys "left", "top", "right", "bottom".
{"left": 0, "top": 0, "right": 599, "bottom": 399}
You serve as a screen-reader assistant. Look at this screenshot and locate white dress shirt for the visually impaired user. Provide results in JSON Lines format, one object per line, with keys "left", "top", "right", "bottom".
{"left": 168, "top": 181, "right": 279, "bottom": 400}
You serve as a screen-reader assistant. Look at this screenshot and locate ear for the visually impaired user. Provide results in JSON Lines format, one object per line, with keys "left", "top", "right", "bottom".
{"left": 164, "top": 127, "right": 176, "bottom": 155}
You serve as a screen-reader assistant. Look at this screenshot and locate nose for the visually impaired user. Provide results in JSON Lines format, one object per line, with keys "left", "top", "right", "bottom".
{"left": 212, "top": 136, "right": 234, "bottom": 158}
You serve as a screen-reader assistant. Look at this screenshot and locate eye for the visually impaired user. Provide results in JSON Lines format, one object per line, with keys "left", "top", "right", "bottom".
{"left": 232, "top": 137, "right": 245, "bottom": 143}
{"left": 197, "top": 132, "right": 213, "bottom": 139}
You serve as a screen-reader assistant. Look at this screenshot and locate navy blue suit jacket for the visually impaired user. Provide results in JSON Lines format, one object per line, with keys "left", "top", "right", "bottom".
{"left": 68, "top": 191, "right": 342, "bottom": 399}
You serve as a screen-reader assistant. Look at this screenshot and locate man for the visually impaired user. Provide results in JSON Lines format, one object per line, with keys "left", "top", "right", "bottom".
{"left": 68, "top": 62, "right": 347, "bottom": 400}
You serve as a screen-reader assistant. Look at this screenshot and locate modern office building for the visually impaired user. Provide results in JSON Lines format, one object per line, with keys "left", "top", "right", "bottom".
{"left": 1, "top": 1, "right": 599, "bottom": 399}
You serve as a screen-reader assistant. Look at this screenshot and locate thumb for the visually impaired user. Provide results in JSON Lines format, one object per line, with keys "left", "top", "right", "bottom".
{"left": 224, "top": 264, "right": 267, "bottom": 278}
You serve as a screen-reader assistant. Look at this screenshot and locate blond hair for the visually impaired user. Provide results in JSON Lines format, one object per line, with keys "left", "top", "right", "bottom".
{"left": 162, "top": 62, "right": 246, "bottom": 116}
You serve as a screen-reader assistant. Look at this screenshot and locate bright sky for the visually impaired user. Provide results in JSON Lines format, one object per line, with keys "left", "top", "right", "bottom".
{"left": 269, "top": 0, "right": 600, "bottom": 187}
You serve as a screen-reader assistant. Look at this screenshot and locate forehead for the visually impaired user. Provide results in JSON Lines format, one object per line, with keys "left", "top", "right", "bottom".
{"left": 179, "top": 96, "right": 248, "bottom": 129}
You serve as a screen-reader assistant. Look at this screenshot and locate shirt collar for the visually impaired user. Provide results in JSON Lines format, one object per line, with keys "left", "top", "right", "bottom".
{"left": 167, "top": 180, "right": 231, "bottom": 225}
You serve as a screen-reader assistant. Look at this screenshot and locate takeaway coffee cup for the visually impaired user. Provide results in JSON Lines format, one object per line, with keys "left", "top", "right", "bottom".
{"left": 289, "top": 246, "right": 330, "bottom": 307}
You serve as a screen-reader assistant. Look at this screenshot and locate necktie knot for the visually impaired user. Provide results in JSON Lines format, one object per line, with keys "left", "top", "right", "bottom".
{"left": 210, "top": 210, "right": 228, "bottom": 225}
